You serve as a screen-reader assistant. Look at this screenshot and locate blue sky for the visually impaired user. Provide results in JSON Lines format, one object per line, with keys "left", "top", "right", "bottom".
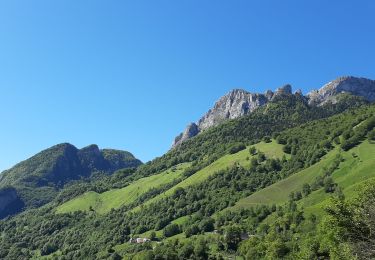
{"left": 1, "top": 0, "right": 374, "bottom": 171}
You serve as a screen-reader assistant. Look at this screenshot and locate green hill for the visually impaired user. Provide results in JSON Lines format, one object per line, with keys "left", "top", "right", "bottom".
{"left": 56, "top": 162, "right": 190, "bottom": 214}
{"left": 0, "top": 143, "right": 142, "bottom": 219}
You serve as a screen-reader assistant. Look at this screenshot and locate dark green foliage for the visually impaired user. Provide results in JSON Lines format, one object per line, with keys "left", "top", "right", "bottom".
{"left": 41, "top": 242, "right": 58, "bottom": 256}
{"left": 262, "top": 136, "right": 272, "bottom": 143}
{"left": 229, "top": 143, "right": 246, "bottom": 154}
{"left": 199, "top": 218, "right": 215, "bottom": 232}
{"left": 321, "top": 180, "right": 375, "bottom": 259}
{"left": 163, "top": 223, "right": 181, "bottom": 237}
{"left": 308, "top": 154, "right": 342, "bottom": 192}
{"left": 101, "top": 149, "right": 143, "bottom": 170}
{"left": 193, "top": 238, "right": 209, "bottom": 259}
{"left": 302, "top": 183, "right": 311, "bottom": 197}
{"left": 282, "top": 144, "right": 291, "bottom": 154}
{"left": 323, "top": 176, "right": 336, "bottom": 193}
{"left": 368, "top": 129, "right": 375, "bottom": 141}
{"left": 185, "top": 224, "right": 200, "bottom": 237}
{"left": 0, "top": 143, "right": 142, "bottom": 218}
{"left": 249, "top": 146, "right": 257, "bottom": 155}
{"left": 341, "top": 115, "right": 375, "bottom": 150}
{"left": 178, "top": 242, "right": 194, "bottom": 259}
{"left": 224, "top": 225, "right": 242, "bottom": 250}
{"left": 149, "top": 231, "right": 156, "bottom": 241}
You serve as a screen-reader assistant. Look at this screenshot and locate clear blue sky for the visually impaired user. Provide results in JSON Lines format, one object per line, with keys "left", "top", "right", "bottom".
{"left": 1, "top": 0, "right": 374, "bottom": 171}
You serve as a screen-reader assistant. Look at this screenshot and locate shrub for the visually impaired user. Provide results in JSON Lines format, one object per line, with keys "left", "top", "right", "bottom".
{"left": 163, "top": 224, "right": 181, "bottom": 237}
{"left": 262, "top": 136, "right": 272, "bottom": 143}
{"left": 249, "top": 146, "right": 257, "bottom": 155}
{"left": 229, "top": 144, "right": 246, "bottom": 154}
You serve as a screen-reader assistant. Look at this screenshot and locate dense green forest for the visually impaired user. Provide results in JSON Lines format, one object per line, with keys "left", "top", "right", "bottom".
{"left": 0, "top": 94, "right": 374, "bottom": 259}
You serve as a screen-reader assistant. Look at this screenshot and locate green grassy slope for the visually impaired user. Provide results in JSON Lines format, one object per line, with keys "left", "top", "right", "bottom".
{"left": 56, "top": 163, "right": 190, "bottom": 214}
{"left": 233, "top": 141, "right": 375, "bottom": 213}
{"left": 233, "top": 149, "right": 339, "bottom": 208}
{"left": 132, "top": 141, "right": 286, "bottom": 211}
{"left": 57, "top": 141, "right": 284, "bottom": 215}
{"left": 302, "top": 140, "right": 375, "bottom": 215}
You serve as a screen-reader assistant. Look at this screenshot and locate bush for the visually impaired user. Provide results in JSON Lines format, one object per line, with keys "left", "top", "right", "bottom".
{"left": 41, "top": 243, "right": 57, "bottom": 256}
{"left": 283, "top": 145, "right": 291, "bottom": 154}
{"left": 262, "top": 136, "right": 272, "bottom": 143}
{"left": 199, "top": 218, "right": 215, "bottom": 232}
{"left": 276, "top": 136, "right": 287, "bottom": 145}
{"left": 163, "top": 224, "right": 181, "bottom": 237}
{"left": 229, "top": 144, "right": 246, "bottom": 154}
{"left": 324, "top": 177, "right": 336, "bottom": 193}
{"left": 185, "top": 224, "right": 200, "bottom": 237}
{"left": 249, "top": 146, "right": 257, "bottom": 155}
{"left": 302, "top": 183, "right": 311, "bottom": 197}
{"left": 368, "top": 129, "right": 375, "bottom": 141}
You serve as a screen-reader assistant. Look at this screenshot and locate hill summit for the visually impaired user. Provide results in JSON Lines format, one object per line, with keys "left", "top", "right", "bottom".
{"left": 0, "top": 143, "right": 142, "bottom": 218}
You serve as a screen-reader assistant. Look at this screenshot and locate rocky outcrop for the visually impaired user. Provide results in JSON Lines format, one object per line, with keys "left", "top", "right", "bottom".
{"left": 172, "top": 87, "right": 291, "bottom": 147}
{"left": 173, "top": 123, "right": 199, "bottom": 147}
{"left": 197, "top": 89, "right": 269, "bottom": 130}
{"left": 307, "top": 76, "right": 375, "bottom": 105}
{"left": 275, "top": 84, "right": 292, "bottom": 96}
{"left": 172, "top": 76, "right": 375, "bottom": 147}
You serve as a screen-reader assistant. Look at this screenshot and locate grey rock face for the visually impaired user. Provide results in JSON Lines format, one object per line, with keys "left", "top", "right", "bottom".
{"left": 275, "top": 84, "right": 292, "bottom": 96}
{"left": 265, "top": 90, "right": 274, "bottom": 100}
{"left": 172, "top": 76, "right": 375, "bottom": 147}
{"left": 197, "top": 89, "right": 268, "bottom": 130}
{"left": 307, "top": 76, "right": 375, "bottom": 105}
{"left": 173, "top": 123, "right": 199, "bottom": 147}
{"left": 172, "top": 88, "right": 275, "bottom": 147}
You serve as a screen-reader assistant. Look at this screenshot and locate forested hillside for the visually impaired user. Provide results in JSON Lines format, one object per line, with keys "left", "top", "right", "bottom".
{"left": 0, "top": 91, "right": 374, "bottom": 259}
{"left": 0, "top": 143, "right": 142, "bottom": 219}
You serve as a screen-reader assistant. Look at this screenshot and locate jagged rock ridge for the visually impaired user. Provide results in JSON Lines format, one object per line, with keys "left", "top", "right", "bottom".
{"left": 172, "top": 86, "right": 292, "bottom": 147}
{"left": 307, "top": 76, "right": 375, "bottom": 105}
{"left": 173, "top": 76, "right": 375, "bottom": 147}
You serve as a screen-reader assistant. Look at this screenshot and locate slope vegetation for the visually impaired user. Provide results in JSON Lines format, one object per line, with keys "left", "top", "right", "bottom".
{"left": 57, "top": 141, "right": 286, "bottom": 214}
{"left": 233, "top": 140, "right": 375, "bottom": 212}
{"left": 0, "top": 143, "right": 142, "bottom": 219}
{"left": 56, "top": 162, "right": 190, "bottom": 214}
{"left": 131, "top": 140, "right": 286, "bottom": 211}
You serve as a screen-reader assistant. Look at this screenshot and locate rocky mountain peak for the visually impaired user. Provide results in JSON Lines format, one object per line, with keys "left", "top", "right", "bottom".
{"left": 275, "top": 84, "right": 292, "bottom": 95}
{"left": 307, "top": 76, "right": 375, "bottom": 105}
{"left": 172, "top": 88, "right": 271, "bottom": 147}
{"left": 197, "top": 89, "right": 269, "bottom": 130}
{"left": 173, "top": 123, "right": 199, "bottom": 147}
{"left": 265, "top": 90, "right": 274, "bottom": 100}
